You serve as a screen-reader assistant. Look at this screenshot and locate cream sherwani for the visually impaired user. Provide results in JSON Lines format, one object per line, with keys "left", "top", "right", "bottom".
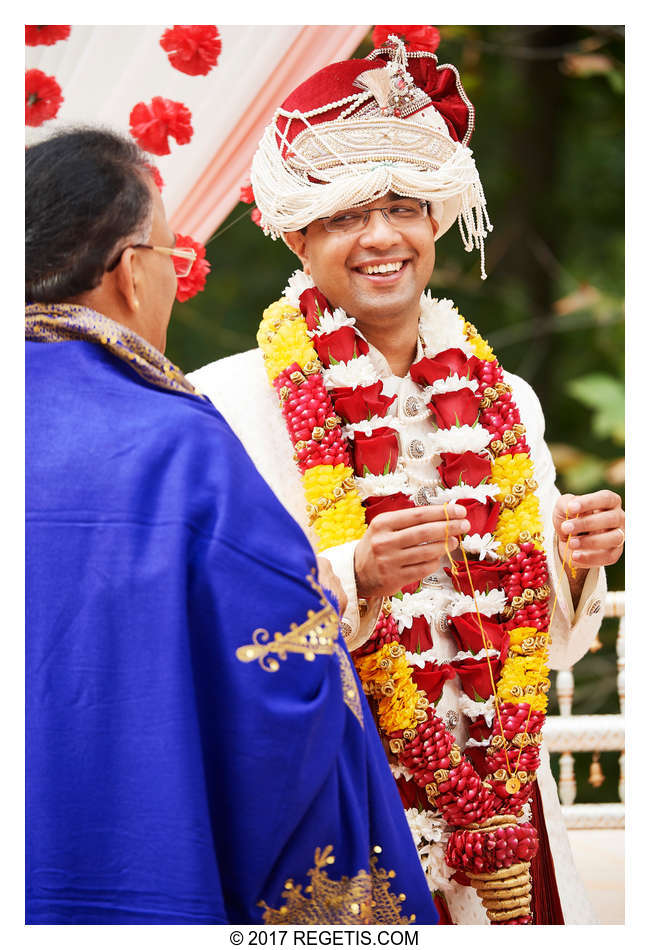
{"left": 189, "top": 338, "right": 604, "bottom": 924}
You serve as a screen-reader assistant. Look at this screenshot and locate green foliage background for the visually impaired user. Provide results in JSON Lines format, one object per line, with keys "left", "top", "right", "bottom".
{"left": 166, "top": 26, "right": 625, "bottom": 802}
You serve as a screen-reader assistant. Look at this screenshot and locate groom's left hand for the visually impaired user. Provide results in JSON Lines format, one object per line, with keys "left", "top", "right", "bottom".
{"left": 554, "top": 489, "right": 625, "bottom": 569}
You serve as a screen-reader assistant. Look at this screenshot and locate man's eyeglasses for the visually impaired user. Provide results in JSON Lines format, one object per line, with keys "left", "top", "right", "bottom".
{"left": 321, "top": 199, "right": 429, "bottom": 234}
{"left": 107, "top": 244, "right": 197, "bottom": 278}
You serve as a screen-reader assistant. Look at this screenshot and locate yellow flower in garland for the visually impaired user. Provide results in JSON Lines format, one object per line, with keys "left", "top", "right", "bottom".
{"left": 507, "top": 626, "right": 548, "bottom": 656}
{"left": 313, "top": 493, "right": 366, "bottom": 550}
{"left": 257, "top": 299, "right": 318, "bottom": 383}
{"left": 356, "top": 645, "right": 420, "bottom": 733}
{"left": 491, "top": 454, "right": 535, "bottom": 500}
{"left": 463, "top": 319, "right": 495, "bottom": 362}
{"left": 494, "top": 494, "right": 544, "bottom": 552}
{"left": 303, "top": 464, "right": 353, "bottom": 504}
{"left": 497, "top": 654, "right": 550, "bottom": 712}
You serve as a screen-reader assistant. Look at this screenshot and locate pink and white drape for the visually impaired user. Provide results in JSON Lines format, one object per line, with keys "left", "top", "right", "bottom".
{"left": 25, "top": 25, "right": 368, "bottom": 242}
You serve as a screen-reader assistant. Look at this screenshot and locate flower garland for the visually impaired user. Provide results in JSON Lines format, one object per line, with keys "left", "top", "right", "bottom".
{"left": 257, "top": 272, "right": 556, "bottom": 925}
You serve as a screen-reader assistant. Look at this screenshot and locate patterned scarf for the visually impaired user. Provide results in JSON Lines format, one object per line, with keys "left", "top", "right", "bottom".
{"left": 25, "top": 302, "right": 197, "bottom": 397}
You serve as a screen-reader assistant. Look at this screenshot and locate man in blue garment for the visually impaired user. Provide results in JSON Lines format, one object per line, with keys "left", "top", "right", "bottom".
{"left": 25, "top": 128, "right": 439, "bottom": 925}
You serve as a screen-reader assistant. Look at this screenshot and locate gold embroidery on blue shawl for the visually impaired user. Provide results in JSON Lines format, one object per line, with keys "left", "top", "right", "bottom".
{"left": 259, "top": 845, "right": 415, "bottom": 924}
{"left": 237, "top": 571, "right": 363, "bottom": 727}
{"left": 25, "top": 303, "right": 197, "bottom": 396}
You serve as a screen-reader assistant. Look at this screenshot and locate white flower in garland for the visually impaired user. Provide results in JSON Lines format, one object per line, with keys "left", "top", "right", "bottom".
{"left": 450, "top": 647, "right": 500, "bottom": 663}
{"left": 458, "top": 693, "right": 496, "bottom": 722}
{"left": 354, "top": 470, "right": 410, "bottom": 501}
{"left": 427, "top": 424, "right": 492, "bottom": 455}
{"left": 282, "top": 269, "right": 315, "bottom": 308}
{"left": 419, "top": 293, "right": 473, "bottom": 358}
{"left": 321, "top": 354, "right": 380, "bottom": 389}
{"left": 448, "top": 589, "right": 507, "bottom": 618}
{"left": 433, "top": 482, "right": 500, "bottom": 506}
{"left": 461, "top": 532, "right": 500, "bottom": 561}
{"left": 307, "top": 306, "right": 356, "bottom": 338}
{"left": 404, "top": 807, "right": 454, "bottom": 892}
{"left": 391, "top": 588, "right": 453, "bottom": 633}
{"left": 341, "top": 414, "right": 401, "bottom": 439}
{"left": 406, "top": 651, "right": 451, "bottom": 670}
{"left": 390, "top": 762, "right": 414, "bottom": 782}
{"left": 422, "top": 373, "right": 479, "bottom": 399}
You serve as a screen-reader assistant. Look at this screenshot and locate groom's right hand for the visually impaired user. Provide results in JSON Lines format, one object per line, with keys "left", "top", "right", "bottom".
{"left": 353, "top": 504, "right": 470, "bottom": 599}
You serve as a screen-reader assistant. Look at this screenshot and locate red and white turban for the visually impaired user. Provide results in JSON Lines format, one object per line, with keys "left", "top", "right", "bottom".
{"left": 251, "top": 33, "right": 492, "bottom": 277}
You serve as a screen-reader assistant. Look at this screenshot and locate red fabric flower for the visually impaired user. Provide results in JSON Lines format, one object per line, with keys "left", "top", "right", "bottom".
{"left": 446, "top": 559, "right": 505, "bottom": 596}
{"left": 25, "top": 26, "right": 71, "bottom": 46}
{"left": 447, "top": 613, "right": 508, "bottom": 655}
{"left": 25, "top": 69, "right": 63, "bottom": 127}
{"left": 457, "top": 497, "right": 500, "bottom": 537}
{"left": 299, "top": 287, "right": 332, "bottom": 332}
{"left": 399, "top": 614, "right": 433, "bottom": 653}
{"left": 410, "top": 348, "right": 482, "bottom": 387}
{"left": 372, "top": 25, "right": 441, "bottom": 54}
{"left": 406, "top": 56, "right": 474, "bottom": 144}
{"left": 364, "top": 493, "right": 414, "bottom": 524}
{"left": 438, "top": 451, "right": 492, "bottom": 488}
{"left": 352, "top": 427, "right": 399, "bottom": 476}
{"left": 240, "top": 178, "right": 255, "bottom": 204}
{"left": 250, "top": 208, "right": 262, "bottom": 227}
{"left": 332, "top": 382, "right": 396, "bottom": 424}
{"left": 428, "top": 388, "right": 480, "bottom": 428}
{"left": 160, "top": 25, "right": 222, "bottom": 76}
{"left": 129, "top": 97, "right": 193, "bottom": 156}
{"left": 313, "top": 327, "right": 369, "bottom": 367}
{"left": 412, "top": 661, "right": 456, "bottom": 705}
{"left": 144, "top": 163, "right": 164, "bottom": 192}
{"left": 452, "top": 655, "right": 503, "bottom": 702}
{"left": 174, "top": 233, "right": 211, "bottom": 303}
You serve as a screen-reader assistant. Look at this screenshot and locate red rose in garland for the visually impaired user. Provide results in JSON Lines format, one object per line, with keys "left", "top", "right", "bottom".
{"left": 398, "top": 614, "right": 433, "bottom": 653}
{"left": 25, "top": 26, "right": 71, "bottom": 46}
{"left": 428, "top": 388, "right": 480, "bottom": 428}
{"left": 332, "top": 382, "right": 397, "bottom": 423}
{"left": 452, "top": 654, "right": 504, "bottom": 702}
{"left": 457, "top": 497, "right": 500, "bottom": 536}
{"left": 313, "top": 327, "right": 369, "bottom": 365}
{"left": 364, "top": 493, "right": 414, "bottom": 524}
{"left": 467, "top": 718, "right": 492, "bottom": 742}
{"left": 372, "top": 24, "right": 441, "bottom": 53}
{"left": 352, "top": 427, "right": 399, "bottom": 476}
{"left": 439, "top": 450, "right": 492, "bottom": 488}
{"left": 447, "top": 613, "right": 509, "bottom": 655}
{"left": 410, "top": 348, "right": 482, "bottom": 387}
{"left": 160, "top": 25, "right": 222, "bottom": 76}
{"left": 174, "top": 234, "right": 211, "bottom": 302}
{"left": 129, "top": 97, "right": 193, "bottom": 156}
{"left": 299, "top": 287, "right": 331, "bottom": 332}
{"left": 25, "top": 70, "right": 63, "bottom": 127}
{"left": 446, "top": 559, "right": 505, "bottom": 596}
{"left": 412, "top": 662, "right": 456, "bottom": 704}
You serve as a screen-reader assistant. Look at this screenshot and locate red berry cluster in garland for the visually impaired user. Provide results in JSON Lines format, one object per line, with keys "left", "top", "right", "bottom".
{"left": 502, "top": 544, "right": 548, "bottom": 597}
{"left": 446, "top": 821, "right": 538, "bottom": 874}
{"left": 496, "top": 703, "right": 545, "bottom": 740}
{"left": 273, "top": 363, "right": 349, "bottom": 471}
{"left": 434, "top": 760, "right": 498, "bottom": 827}
{"left": 353, "top": 608, "right": 401, "bottom": 656}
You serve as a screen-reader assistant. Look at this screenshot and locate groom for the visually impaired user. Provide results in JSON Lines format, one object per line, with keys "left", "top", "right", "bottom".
{"left": 190, "top": 30, "right": 624, "bottom": 924}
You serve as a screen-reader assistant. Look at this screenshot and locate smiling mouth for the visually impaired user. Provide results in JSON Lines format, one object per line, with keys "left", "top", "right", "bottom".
{"left": 356, "top": 260, "right": 407, "bottom": 276}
